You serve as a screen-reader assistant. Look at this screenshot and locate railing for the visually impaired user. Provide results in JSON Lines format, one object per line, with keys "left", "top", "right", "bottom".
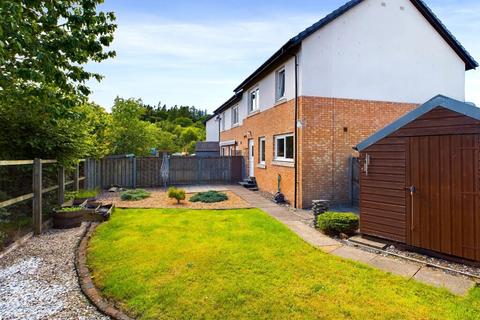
{"left": 0, "top": 159, "right": 86, "bottom": 235}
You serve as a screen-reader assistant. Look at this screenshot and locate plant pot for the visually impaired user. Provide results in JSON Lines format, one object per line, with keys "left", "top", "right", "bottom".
{"left": 81, "top": 200, "right": 113, "bottom": 222}
{"left": 52, "top": 208, "right": 85, "bottom": 229}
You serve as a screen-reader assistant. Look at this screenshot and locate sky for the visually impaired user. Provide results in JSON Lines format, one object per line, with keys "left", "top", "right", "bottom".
{"left": 86, "top": 0, "right": 480, "bottom": 112}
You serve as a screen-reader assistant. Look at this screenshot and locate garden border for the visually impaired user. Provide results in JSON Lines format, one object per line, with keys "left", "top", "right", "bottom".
{"left": 75, "top": 222, "right": 135, "bottom": 320}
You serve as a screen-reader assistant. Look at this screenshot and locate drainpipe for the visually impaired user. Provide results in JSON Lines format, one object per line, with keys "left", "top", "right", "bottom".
{"left": 293, "top": 54, "right": 299, "bottom": 208}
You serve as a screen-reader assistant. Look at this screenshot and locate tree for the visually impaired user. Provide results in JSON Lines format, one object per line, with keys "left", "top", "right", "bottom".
{"left": 0, "top": 0, "right": 116, "bottom": 100}
{"left": 0, "top": 0, "right": 116, "bottom": 163}
{"left": 108, "top": 98, "right": 158, "bottom": 156}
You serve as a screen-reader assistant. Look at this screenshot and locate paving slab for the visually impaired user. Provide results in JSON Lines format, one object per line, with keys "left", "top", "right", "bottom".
{"left": 369, "top": 256, "right": 421, "bottom": 278}
{"left": 413, "top": 267, "right": 476, "bottom": 296}
{"left": 319, "top": 245, "right": 343, "bottom": 253}
{"left": 331, "top": 246, "right": 377, "bottom": 264}
{"left": 283, "top": 221, "right": 341, "bottom": 247}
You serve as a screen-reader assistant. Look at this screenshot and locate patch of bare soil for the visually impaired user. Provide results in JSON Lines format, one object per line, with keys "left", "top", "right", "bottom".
{"left": 98, "top": 189, "right": 251, "bottom": 209}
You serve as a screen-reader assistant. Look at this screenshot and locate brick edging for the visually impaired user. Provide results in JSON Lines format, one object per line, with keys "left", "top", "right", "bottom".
{"left": 75, "top": 223, "right": 135, "bottom": 320}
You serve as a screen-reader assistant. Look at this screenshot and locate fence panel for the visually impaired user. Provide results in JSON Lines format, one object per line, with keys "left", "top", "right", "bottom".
{"left": 85, "top": 156, "right": 244, "bottom": 188}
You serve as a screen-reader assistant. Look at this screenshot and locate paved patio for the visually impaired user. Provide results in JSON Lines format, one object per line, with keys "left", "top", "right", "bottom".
{"left": 229, "top": 185, "right": 477, "bottom": 296}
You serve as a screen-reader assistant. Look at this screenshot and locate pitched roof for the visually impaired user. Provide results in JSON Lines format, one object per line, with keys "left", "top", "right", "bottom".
{"left": 355, "top": 95, "right": 480, "bottom": 151}
{"left": 212, "top": 0, "right": 477, "bottom": 116}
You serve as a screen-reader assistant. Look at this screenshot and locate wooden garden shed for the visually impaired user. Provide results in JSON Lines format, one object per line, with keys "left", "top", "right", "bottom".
{"left": 355, "top": 95, "right": 480, "bottom": 261}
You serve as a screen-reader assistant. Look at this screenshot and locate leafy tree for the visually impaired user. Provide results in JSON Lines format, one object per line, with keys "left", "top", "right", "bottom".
{"left": 175, "top": 117, "right": 194, "bottom": 127}
{"left": 0, "top": 0, "right": 116, "bottom": 100}
{"left": 0, "top": 0, "right": 116, "bottom": 163}
{"left": 108, "top": 98, "right": 158, "bottom": 156}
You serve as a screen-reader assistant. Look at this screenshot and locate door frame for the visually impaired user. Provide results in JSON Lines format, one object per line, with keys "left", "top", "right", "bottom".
{"left": 248, "top": 139, "right": 255, "bottom": 177}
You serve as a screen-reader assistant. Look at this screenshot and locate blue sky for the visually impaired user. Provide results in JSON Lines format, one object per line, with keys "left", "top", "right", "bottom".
{"left": 86, "top": 0, "right": 480, "bottom": 112}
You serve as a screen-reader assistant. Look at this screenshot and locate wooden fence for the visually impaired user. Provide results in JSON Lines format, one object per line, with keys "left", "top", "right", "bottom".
{"left": 0, "top": 159, "right": 85, "bottom": 235}
{"left": 85, "top": 156, "right": 244, "bottom": 189}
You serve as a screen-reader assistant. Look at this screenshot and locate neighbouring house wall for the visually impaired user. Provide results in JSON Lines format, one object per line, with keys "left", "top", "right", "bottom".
{"left": 297, "top": 96, "right": 417, "bottom": 208}
{"left": 206, "top": 117, "right": 219, "bottom": 141}
{"left": 300, "top": 0, "right": 466, "bottom": 103}
{"left": 220, "top": 100, "right": 296, "bottom": 202}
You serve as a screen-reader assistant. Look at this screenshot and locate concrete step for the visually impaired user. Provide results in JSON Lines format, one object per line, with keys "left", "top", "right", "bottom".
{"left": 349, "top": 235, "right": 388, "bottom": 250}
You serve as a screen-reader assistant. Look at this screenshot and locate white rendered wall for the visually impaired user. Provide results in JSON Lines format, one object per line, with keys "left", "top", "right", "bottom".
{"left": 205, "top": 117, "right": 219, "bottom": 141}
{"left": 300, "top": 0, "right": 466, "bottom": 103}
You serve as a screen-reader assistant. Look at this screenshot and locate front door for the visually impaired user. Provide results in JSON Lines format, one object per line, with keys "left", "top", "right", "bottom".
{"left": 407, "top": 134, "right": 480, "bottom": 261}
{"left": 248, "top": 139, "right": 254, "bottom": 177}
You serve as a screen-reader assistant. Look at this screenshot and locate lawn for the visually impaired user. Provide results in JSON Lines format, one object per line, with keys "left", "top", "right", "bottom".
{"left": 87, "top": 208, "right": 480, "bottom": 320}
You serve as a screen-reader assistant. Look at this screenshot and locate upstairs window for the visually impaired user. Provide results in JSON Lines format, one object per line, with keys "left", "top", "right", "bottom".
{"left": 276, "top": 68, "right": 285, "bottom": 101}
{"left": 231, "top": 105, "right": 239, "bottom": 125}
{"left": 274, "top": 133, "right": 294, "bottom": 161}
{"left": 249, "top": 87, "right": 260, "bottom": 113}
{"left": 221, "top": 112, "right": 226, "bottom": 131}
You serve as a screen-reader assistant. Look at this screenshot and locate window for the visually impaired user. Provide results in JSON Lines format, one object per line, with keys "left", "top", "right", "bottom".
{"left": 248, "top": 87, "right": 260, "bottom": 113}
{"left": 221, "top": 112, "right": 226, "bottom": 131}
{"left": 231, "top": 105, "right": 239, "bottom": 125}
{"left": 274, "top": 134, "right": 294, "bottom": 161}
{"left": 276, "top": 68, "right": 286, "bottom": 100}
{"left": 259, "top": 137, "right": 266, "bottom": 164}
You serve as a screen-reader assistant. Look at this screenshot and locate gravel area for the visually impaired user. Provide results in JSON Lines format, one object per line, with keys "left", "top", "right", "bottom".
{"left": 0, "top": 224, "right": 108, "bottom": 320}
{"left": 98, "top": 189, "right": 250, "bottom": 209}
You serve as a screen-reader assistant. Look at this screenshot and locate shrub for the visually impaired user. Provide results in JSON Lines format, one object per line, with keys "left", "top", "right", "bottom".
{"left": 56, "top": 206, "right": 83, "bottom": 213}
{"left": 316, "top": 212, "right": 359, "bottom": 235}
{"left": 120, "top": 189, "right": 151, "bottom": 201}
{"left": 189, "top": 190, "right": 228, "bottom": 203}
{"left": 168, "top": 187, "right": 186, "bottom": 204}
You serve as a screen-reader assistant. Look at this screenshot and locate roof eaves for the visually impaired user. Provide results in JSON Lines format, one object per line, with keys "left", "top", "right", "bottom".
{"left": 411, "top": 0, "right": 478, "bottom": 70}
{"left": 233, "top": 0, "right": 365, "bottom": 93}
{"left": 355, "top": 95, "right": 480, "bottom": 151}
{"left": 212, "top": 91, "right": 243, "bottom": 116}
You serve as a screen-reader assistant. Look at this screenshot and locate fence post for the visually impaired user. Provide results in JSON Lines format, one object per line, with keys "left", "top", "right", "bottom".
{"left": 132, "top": 156, "right": 137, "bottom": 189}
{"left": 58, "top": 166, "right": 65, "bottom": 205}
{"left": 33, "top": 158, "right": 42, "bottom": 235}
{"left": 74, "top": 163, "right": 80, "bottom": 191}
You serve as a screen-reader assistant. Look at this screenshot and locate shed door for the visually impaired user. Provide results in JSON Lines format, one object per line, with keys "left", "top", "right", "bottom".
{"left": 407, "top": 134, "right": 480, "bottom": 261}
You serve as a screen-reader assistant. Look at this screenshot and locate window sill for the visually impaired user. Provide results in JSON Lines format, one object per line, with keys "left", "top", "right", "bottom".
{"left": 231, "top": 123, "right": 240, "bottom": 128}
{"left": 257, "top": 163, "right": 266, "bottom": 169}
{"left": 275, "top": 97, "right": 287, "bottom": 105}
{"left": 247, "top": 110, "right": 260, "bottom": 118}
{"left": 271, "top": 160, "right": 294, "bottom": 168}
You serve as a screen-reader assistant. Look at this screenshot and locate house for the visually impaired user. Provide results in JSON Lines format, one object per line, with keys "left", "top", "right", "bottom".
{"left": 205, "top": 0, "right": 477, "bottom": 208}
{"left": 355, "top": 95, "right": 480, "bottom": 262}
{"left": 194, "top": 141, "right": 220, "bottom": 157}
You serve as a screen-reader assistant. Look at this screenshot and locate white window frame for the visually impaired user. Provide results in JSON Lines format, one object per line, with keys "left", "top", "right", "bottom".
{"left": 275, "top": 67, "right": 286, "bottom": 101}
{"left": 259, "top": 137, "right": 266, "bottom": 164}
{"left": 231, "top": 105, "right": 239, "bottom": 125}
{"left": 221, "top": 112, "right": 226, "bottom": 131}
{"left": 274, "top": 133, "right": 294, "bottom": 162}
{"left": 248, "top": 87, "right": 260, "bottom": 113}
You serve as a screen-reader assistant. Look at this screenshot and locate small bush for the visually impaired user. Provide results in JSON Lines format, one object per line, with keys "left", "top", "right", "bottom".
{"left": 317, "top": 212, "right": 359, "bottom": 235}
{"left": 189, "top": 190, "right": 228, "bottom": 203}
{"left": 56, "top": 206, "right": 83, "bottom": 213}
{"left": 168, "top": 187, "right": 186, "bottom": 204}
{"left": 120, "top": 189, "right": 151, "bottom": 201}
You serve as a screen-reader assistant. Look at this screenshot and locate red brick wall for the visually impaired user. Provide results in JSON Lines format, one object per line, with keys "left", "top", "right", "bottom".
{"left": 220, "top": 100, "right": 296, "bottom": 202}
{"left": 298, "top": 96, "right": 417, "bottom": 208}
{"left": 220, "top": 96, "right": 417, "bottom": 208}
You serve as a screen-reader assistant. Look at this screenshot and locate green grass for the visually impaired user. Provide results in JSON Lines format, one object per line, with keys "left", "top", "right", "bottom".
{"left": 88, "top": 208, "right": 480, "bottom": 320}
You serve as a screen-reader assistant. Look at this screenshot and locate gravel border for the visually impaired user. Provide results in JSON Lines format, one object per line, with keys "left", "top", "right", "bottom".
{"left": 76, "top": 223, "right": 134, "bottom": 320}
{"left": 0, "top": 223, "right": 108, "bottom": 320}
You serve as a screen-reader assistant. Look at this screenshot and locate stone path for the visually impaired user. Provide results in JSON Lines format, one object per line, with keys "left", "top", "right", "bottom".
{"left": 230, "top": 185, "right": 477, "bottom": 296}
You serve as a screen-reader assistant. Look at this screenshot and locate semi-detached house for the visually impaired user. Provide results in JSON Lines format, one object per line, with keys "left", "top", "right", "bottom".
{"left": 205, "top": 0, "right": 478, "bottom": 209}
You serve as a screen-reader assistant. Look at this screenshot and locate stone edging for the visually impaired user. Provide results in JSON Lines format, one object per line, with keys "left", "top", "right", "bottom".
{"left": 75, "top": 223, "right": 135, "bottom": 320}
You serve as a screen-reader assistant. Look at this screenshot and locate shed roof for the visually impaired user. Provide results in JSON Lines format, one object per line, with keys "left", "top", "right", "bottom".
{"left": 355, "top": 95, "right": 480, "bottom": 151}
{"left": 195, "top": 142, "right": 220, "bottom": 152}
